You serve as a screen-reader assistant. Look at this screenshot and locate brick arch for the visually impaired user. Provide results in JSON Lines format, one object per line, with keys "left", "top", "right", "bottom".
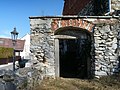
{"left": 54, "top": 21, "right": 95, "bottom": 78}
{"left": 51, "top": 19, "right": 94, "bottom": 33}
{"left": 54, "top": 26, "right": 92, "bottom": 35}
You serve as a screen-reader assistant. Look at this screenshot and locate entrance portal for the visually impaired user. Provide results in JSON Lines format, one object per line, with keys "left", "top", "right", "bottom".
{"left": 55, "top": 27, "right": 93, "bottom": 79}
{"left": 59, "top": 39, "right": 91, "bottom": 78}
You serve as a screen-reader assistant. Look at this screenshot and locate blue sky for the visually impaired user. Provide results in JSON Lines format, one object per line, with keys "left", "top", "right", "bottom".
{"left": 0, "top": 0, "right": 64, "bottom": 38}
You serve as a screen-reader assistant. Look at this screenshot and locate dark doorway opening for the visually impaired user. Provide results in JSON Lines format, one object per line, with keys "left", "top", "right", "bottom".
{"left": 59, "top": 38, "right": 91, "bottom": 79}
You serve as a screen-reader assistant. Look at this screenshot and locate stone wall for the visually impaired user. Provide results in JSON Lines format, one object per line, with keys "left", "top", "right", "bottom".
{"left": 94, "top": 19, "right": 120, "bottom": 76}
{"left": 0, "top": 69, "right": 28, "bottom": 90}
{"left": 30, "top": 18, "right": 55, "bottom": 77}
{"left": 111, "top": 0, "right": 120, "bottom": 12}
{"left": 30, "top": 17, "right": 120, "bottom": 78}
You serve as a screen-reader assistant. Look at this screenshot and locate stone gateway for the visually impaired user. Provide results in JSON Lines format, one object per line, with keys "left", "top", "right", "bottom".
{"left": 29, "top": 16, "right": 120, "bottom": 79}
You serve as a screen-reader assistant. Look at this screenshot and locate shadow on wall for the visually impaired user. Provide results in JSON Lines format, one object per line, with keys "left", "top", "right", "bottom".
{"left": 118, "top": 56, "right": 120, "bottom": 71}
{"left": 113, "top": 56, "right": 120, "bottom": 74}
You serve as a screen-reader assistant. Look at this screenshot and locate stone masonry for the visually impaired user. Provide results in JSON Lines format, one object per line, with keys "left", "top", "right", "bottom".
{"left": 94, "top": 19, "right": 120, "bottom": 76}
{"left": 30, "top": 18, "right": 55, "bottom": 77}
{"left": 29, "top": 16, "right": 120, "bottom": 78}
{"left": 111, "top": 0, "right": 120, "bottom": 12}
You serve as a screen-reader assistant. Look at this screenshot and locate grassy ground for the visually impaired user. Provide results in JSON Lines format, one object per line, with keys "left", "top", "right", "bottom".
{"left": 35, "top": 74, "right": 120, "bottom": 90}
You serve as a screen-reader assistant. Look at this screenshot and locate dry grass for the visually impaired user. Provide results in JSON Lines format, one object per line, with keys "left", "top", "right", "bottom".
{"left": 34, "top": 75, "right": 120, "bottom": 90}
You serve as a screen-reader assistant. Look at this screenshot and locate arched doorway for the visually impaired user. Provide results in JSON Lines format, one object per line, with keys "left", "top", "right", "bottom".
{"left": 55, "top": 27, "right": 93, "bottom": 79}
